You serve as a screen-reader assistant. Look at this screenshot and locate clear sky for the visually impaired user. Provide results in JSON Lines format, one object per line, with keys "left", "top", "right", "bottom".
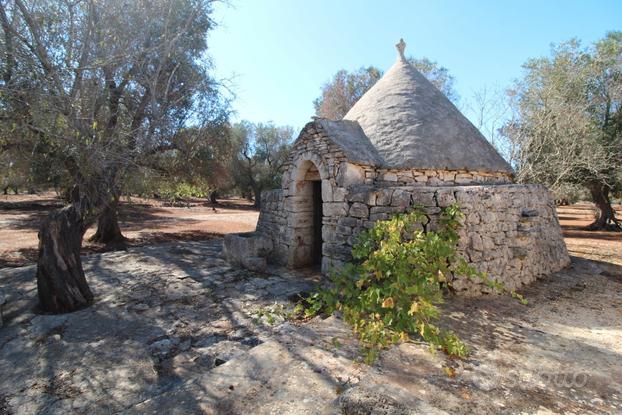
{"left": 208, "top": 0, "right": 621, "bottom": 134}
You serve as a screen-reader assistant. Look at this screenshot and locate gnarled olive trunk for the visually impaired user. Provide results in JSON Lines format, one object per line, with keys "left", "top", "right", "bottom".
{"left": 89, "top": 197, "right": 125, "bottom": 244}
{"left": 587, "top": 183, "right": 620, "bottom": 231}
{"left": 36, "top": 204, "right": 93, "bottom": 313}
{"left": 209, "top": 190, "right": 218, "bottom": 205}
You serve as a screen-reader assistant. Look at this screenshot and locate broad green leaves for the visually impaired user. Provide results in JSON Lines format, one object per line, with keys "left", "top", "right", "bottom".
{"left": 307, "top": 204, "right": 497, "bottom": 363}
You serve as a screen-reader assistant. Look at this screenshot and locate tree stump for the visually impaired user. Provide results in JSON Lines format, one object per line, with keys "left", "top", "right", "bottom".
{"left": 36, "top": 205, "right": 93, "bottom": 313}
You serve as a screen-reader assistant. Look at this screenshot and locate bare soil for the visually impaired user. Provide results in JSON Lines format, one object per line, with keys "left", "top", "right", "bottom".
{"left": 0, "top": 192, "right": 259, "bottom": 268}
{"left": 0, "top": 196, "right": 620, "bottom": 414}
{"left": 557, "top": 203, "right": 622, "bottom": 266}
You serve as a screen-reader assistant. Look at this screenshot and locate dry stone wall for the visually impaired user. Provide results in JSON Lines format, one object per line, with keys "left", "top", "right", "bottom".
{"left": 251, "top": 120, "right": 569, "bottom": 295}
{"left": 373, "top": 168, "right": 512, "bottom": 186}
{"left": 281, "top": 121, "right": 513, "bottom": 192}
{"left": 320, "top": 184, "right": 569, "bottom": 295}
{"left": 256, "top": 189, "right": 288, "bottom": 264}
{"left": 257, "top": 182, "right": 569, "bottom": 295}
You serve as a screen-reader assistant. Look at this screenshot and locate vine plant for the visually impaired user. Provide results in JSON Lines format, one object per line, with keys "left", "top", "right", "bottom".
{"left": 306, "top": 204, "right": 507, "bottom": 363}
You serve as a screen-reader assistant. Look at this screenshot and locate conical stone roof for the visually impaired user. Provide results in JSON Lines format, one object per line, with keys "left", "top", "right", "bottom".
{"left": 342, "top": 40, "right": 513, "bottom": 173}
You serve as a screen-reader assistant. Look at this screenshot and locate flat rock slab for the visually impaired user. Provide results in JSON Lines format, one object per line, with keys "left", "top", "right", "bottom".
{"left": 1, "top": 240, "right": 621, "bottom": 414}
{"left": 0, "top": 240, "right": 320, "bottom": 414}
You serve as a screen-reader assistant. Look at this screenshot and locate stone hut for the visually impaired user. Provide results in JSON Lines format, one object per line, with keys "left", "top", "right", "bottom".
{"left": 224, "top": 40, "right": 569, "bottom": 295}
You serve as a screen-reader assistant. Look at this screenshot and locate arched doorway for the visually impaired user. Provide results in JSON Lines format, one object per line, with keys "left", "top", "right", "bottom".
{"left": 290, "top": 159, "right": 324, "bottom": 268}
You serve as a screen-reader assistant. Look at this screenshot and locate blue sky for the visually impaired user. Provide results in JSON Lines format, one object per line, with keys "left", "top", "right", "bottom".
{"left": 208, "top": 0, "right": 621, "bottom": 135}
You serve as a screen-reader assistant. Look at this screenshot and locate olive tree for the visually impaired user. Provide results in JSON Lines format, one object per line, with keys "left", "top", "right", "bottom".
{"left": 0, "top": 0, "right": 229, "bottom": 312}
{"left": 230, "top": 121, "right": 292, "bottom": 208}
{"left": 505, "top": 33, "right": 621, "bottom": 230}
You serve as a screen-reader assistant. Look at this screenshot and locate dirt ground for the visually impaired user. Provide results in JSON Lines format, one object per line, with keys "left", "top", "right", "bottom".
{"left": 557, "top": 203, "right": 622, "bottom": 266}
{"left": 0, "top": 195, "right": 621, "bottom": 414}
{"left": 1, "top": 194, "right": 619, "bottom": 269}
{"left": 0, "top": 193, "right": 259, "bottom": 268}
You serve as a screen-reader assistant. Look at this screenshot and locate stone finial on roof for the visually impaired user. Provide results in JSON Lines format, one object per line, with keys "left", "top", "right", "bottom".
{"left": 396, "top": 38, "right": 406, "bottom": 61}
{"left": 343, "top": 38, "right": 513, "bottom": 173}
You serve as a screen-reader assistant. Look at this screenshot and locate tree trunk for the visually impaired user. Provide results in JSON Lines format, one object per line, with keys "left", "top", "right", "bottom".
{"left": 252, "top": 185, "right": 261, "bottom": 209}
{"left": 587, "top": 183, "right": 621, "bottom": 231}
{"left": 36, "top": 204, "right": 93, "bottom": 313}
{"left": 209, "top": 190, "right": 218, "bottom": 205}
{"left": 89, "top": 198, "right": 126, "bottom": 244}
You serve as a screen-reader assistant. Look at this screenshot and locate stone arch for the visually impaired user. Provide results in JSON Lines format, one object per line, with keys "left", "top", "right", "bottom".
{"left": 287, "top": 152, "right": 329, "bottom": 192}
{"left": 286, "top": 156, "right": 328, "bottom": 268}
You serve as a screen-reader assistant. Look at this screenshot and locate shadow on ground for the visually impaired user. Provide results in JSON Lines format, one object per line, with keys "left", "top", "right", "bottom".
{"left": 1, "top": 239, "right": 621, "bottom": 414}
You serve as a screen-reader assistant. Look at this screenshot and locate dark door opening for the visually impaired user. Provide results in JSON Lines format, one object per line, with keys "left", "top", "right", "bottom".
{"left": 312, "top": 180, "right": 323, "bottom": 265}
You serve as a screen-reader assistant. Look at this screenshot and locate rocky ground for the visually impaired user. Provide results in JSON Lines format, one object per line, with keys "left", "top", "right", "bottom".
{"left": 0, "top": 200, "right": 621, "bottom": 414}
{"left": 0, "top": 235, "right": 620, "bottom": 414}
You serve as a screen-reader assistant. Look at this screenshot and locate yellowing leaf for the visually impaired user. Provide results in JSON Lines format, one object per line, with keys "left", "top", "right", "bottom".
{"left": 443, "top": 366, "right": 456, "bottom": 378}
{"left": 437, "top": 270, "right": 446, "bottom": 282}
{"left": 381, "top": 297, "right": 394, "bottom": 308}
{"left": 408, "top": 302, "right": 419, "bottom": 315}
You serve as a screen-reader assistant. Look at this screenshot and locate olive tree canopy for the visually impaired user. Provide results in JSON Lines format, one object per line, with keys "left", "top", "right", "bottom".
{"left": 0, "top": 0, "right": 230, "bottom": 312}
{"left": 505, "top": 32, "right": 622, "bottom": 230}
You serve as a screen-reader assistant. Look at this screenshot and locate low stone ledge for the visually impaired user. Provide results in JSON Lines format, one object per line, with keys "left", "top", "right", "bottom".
{"left": 223, "top": 232, "right": 273, "bottom": 273}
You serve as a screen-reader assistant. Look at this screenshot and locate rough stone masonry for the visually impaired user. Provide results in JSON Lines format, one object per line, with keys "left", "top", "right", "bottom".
{"left": 224, "top": 39, "right": 570, "bottom": 295}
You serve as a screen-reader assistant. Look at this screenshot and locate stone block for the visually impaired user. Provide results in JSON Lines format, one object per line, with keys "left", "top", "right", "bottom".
{"left": 380, "top": 171, "right": 397, "bottom": 182}
{"left": 369, "top": 213, "right": 389, "bottom": 222}
{"left": 469, "top": 234, "right": 484, "bottom": 251}
{"left": 370, "top": 206, "right": 403, "bottom": 214}
{"left": 347, "top": 186, "right": 372, "bottom": 203}
{"left": 390, "top": 189, "right": 411, "bottom": 207}
{"left": 427, "top": 177, "right": 443, "bottom": 186}
{"left": 435, "top": 188, "right": 456, "bottom": 207}
{"left": 366, "top": 191, "right": 378, "bottom": 206}
{"left": 322, "top": 225, "right": 336, "bottom": 242}
{"left": 321, "top": 181, "right": 333, "bottom": 202}
{"left": 336, "top": 225, "right": 352, "bottom": 235}
{"left": 336, "top": 162, "right": 366, "bottom": 187}
{"left": 333, "top": 187, "right": 347, "bottom": 202}
{"left": 323, "top": 202, "right": 348, "bottom": 217}
{"left": 322, "top": 243, "right": 352, "bottom": 260}
{"left": 338, "top": 217, "right": 359, "bottom": 227}
{"left": 223, "top": 232, "right": 273, "bottom": 271}
{"left": 376, "top": 189, "right": 394, "bottom": 206}
{"left": 349, "top": 202, "right": 369, "bottom": 218}
{"left": 411, "top": 191, "right": 435, "bottom": 207}
{"left": 521, "top": 208, "right": 539, "bottom": 217}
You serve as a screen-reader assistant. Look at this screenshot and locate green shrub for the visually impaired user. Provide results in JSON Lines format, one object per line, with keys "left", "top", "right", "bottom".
{"left": 306, "top": 204, "right": 501, "bottom": 363}
{"left": 152, "top": 180, "right": 206, "bottom": 202}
